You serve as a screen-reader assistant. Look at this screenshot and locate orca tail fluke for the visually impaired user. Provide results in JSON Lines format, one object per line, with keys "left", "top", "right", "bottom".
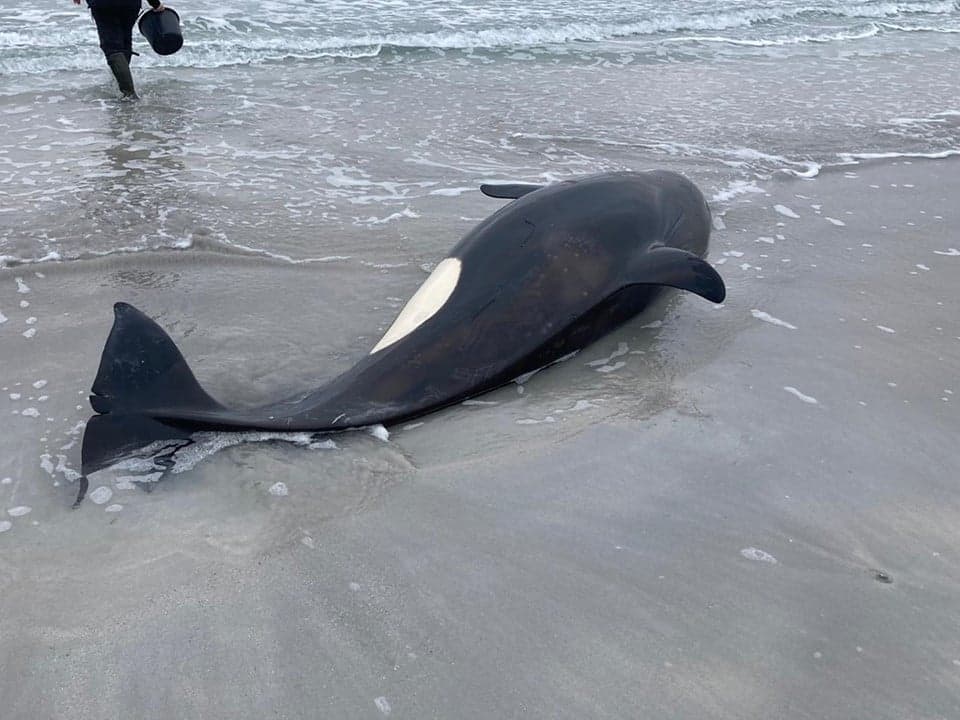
{"left": 78, "top": 302, "right": 220, "bottom": 488}
{"left": 78, "top": 414, "right": 193, "bottom": 504}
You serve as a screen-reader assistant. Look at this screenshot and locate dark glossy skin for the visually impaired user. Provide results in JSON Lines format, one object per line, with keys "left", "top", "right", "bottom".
{"left": 81, "top": 170, "right": 721, "bottom": 479}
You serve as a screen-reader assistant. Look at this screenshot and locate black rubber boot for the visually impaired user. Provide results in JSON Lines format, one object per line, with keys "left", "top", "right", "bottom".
{"left": 106, "top": 52, "right": 138, "bottom": 100}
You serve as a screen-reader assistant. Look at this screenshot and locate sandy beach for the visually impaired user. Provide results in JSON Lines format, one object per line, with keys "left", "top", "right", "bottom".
{"left": 1, "top": 155, "right": 957, "bottom": 718}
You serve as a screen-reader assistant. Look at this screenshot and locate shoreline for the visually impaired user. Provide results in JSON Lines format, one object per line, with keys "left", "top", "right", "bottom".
{"left": 3, "top": 152, "right": 960, "bottom": 272}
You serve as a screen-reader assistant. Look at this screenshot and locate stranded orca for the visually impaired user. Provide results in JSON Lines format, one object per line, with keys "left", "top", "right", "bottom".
{"left": 77, "top": 170, "right": 725, "bottom": 503}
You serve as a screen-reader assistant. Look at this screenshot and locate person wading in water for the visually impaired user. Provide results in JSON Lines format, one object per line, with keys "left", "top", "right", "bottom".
{"left": 73, "top": 0, "right": 166, "bottom": 99}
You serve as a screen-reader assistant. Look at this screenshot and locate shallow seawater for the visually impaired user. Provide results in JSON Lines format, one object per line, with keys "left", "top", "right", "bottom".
{"left": 2, "top": 1, "right": 960, "bottom": 265}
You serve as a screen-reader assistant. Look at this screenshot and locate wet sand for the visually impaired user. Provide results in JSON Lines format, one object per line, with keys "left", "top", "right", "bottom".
{"left": 1, "top": 158, "right": 958, "bottom": 718}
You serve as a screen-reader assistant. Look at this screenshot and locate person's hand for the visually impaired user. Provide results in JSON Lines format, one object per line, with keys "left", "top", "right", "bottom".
{"left": 73, "top": 0, "right": 81, "bottom": 5}
{"left": 154, "top": 3, "right": 166, "bottom": 10}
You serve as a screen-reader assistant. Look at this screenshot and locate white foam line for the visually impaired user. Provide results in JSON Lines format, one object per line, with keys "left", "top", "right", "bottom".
{"left": 429, "top": 187, "right": 475, "bottom": 197}
{"left": 783, "top": 386, "right": 818, "bottom": 405}
{"left": 219, "top": 239, "right": 353, "bottom": 265}
{"left": 837, "top": 149, "right": 960, "bottom": 164}
{"left": 587, "top": 342, "right": 629, "bottom": 367}
{"left": 557, "top": 400, "right": 598, "bottom": 413}
{"left": 879, "top": 22, "right": 960, "bottom": 35}
{"left": 673, "top": 26, "right": 880, "bottom": 49}
{"left": 95, "top": 431, "right": 341, "bottom": 479}
{"left": 751, "top": 310, "right": 797, "bottom": 330}
{"left": 710, "top": 180, "right": 765, "bottom": 203}
{"left": 1, "top": 242, "right": 352, "bottom": 270}
{"left": 358, "top": 208, "right": 420, "bottom": 226}
{"left": 774, "top": 205, "right": 800, "bottom": 219}
{"left": 0, "top": 251, "right": 61, "bottom": 269}
{"left": 595, "top": 361, "right": 626, "bottom": 374}
{"left": 933, "top": 248, "right": 960, "bottom": 256}
{"left": 514, "top": 350, "right": 579, "bottom": 385}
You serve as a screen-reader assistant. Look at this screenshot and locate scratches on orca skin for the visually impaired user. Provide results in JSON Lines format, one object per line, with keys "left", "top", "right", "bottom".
{"left": 519, "top": 217, "right": 536, "bottom": 249}
{"left": 665, "top": 211, "right": 685, "bottom": 242}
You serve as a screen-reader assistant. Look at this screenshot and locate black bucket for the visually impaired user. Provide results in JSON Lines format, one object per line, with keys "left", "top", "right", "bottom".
{"left": 138, "top": 7, "right": 183, "bottom": 56}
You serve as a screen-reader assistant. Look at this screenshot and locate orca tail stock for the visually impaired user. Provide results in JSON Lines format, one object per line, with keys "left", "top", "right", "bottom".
{"left": 76, "top": 302, "right": 222, "bottom": 506}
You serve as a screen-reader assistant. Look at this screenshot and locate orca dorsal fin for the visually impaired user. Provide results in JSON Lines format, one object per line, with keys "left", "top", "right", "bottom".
{"left": 625, "top": 247, "right": 726, "bottom": 304}
{"left": 480, "top": 183, "right": 544, "bottom": 200}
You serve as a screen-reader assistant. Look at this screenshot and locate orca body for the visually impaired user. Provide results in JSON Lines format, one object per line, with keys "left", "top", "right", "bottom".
{"left": 79, "top": 170, "right": 725, "bottom": 498}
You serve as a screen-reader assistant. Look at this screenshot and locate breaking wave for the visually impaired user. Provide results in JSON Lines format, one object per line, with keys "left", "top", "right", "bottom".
{"left": 2, "top": 2, "right": 958, "bottom": 74}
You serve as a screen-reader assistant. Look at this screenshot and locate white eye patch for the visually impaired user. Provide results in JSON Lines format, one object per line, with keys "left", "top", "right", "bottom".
{"left": 370, "top": 257, "right": 462, "bottom": 354}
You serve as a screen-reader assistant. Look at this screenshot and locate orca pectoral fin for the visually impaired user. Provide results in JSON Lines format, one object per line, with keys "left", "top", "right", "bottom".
{"left": 480, "top": 183, "right": 544, "bottom": 200}
{"left": 627, "top": 247, "right": 726, "bottom": 304}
